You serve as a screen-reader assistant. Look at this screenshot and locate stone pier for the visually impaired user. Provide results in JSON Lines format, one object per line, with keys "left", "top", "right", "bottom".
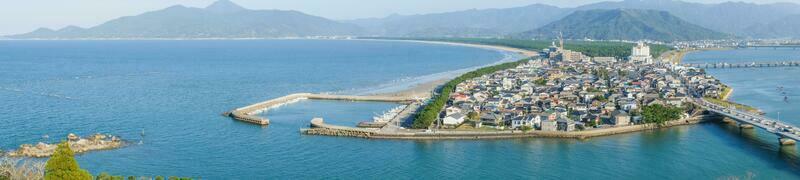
{"left": 226, "top": 93, "right": 416, "bottom": 126}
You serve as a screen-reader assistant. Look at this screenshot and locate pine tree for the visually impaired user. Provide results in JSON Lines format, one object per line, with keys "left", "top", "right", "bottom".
{"left": 44, "top": 142, "right": 92, "bottom": 180}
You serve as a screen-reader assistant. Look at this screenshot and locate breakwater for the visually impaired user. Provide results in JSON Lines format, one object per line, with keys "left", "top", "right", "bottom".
{"left": 226, "top": 93, "right": 417, "bottom": 125}
{"left": 302, "top": 115, "right": 716, "bottom": 140}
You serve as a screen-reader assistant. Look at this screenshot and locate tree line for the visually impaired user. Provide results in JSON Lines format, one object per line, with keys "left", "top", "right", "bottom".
{"left": 365, "top": 37, "right": 674, "bottom": 59}
{"left": 412, "top": 58, "right": 530, "bottom": 128}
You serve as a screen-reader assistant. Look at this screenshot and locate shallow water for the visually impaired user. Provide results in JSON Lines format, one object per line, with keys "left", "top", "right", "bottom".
{"left": 2, "top": 41, "right": 799, "bottom": 179}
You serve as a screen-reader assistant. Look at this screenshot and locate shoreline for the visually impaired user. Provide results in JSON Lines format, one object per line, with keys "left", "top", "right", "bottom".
{"left": 303, "top": 115, "right": 717, "bottom": 140}
{"left": 229, "top": 39, "right": 722, "bottom": 140}
{"left": 361, "top": 39, "right": 538, "bottom": 98}
{"left": 661, "top": 47, "right": 733, "bottom": 64}
{"left": 225, "top": 39, "right": 537, "bottom": 126}
{"left": 674, "top": 48, "right": 763, "bottom": 114}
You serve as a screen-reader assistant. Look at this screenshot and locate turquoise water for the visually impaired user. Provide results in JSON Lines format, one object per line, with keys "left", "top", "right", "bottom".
{"left": 2, "top": 41, "right": 799, "bottom": 179}
{"left": 683, "top": 48, "right": 800, "bottom": 127}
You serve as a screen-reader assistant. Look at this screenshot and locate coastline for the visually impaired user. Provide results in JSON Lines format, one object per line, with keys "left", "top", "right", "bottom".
{"left": 229, "top": 39, "right": 723, "bottom": 140}
{"left": 225, "top": 39, "right": 537, "bottom": 126}
{"left": 660, "top": 47, "right": 733, "bottom": 64}
{"left": 295, "top": 40, "right": 723, "bottom": 140}
{"left": 355, "top": 39, "right": 539, "bottom": 98}
{"left": 671, "top": 48, "right": 762, "bottom": 114}
{"left": 303, "top": 115, "right": 716, "bottom": 140}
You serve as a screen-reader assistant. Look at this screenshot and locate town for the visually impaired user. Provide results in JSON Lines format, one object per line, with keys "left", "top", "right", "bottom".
{"left": 437, "top": 40, "right": 728, "bottom": 132}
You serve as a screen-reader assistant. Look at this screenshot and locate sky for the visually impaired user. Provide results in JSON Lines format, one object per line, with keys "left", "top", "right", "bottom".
{"left": 1, "top": 0, "right": 799, "bottom": 35}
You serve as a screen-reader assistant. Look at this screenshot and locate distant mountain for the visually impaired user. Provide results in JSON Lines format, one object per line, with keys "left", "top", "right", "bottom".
{"left": 576, "top": 0, "right": 800, "bottom": 37}
{"left": 345, "top": 4, "right": 571, "bottom": 37}
{"left": 517, "top": 9, "right": 730, "bottom": 42}
{"left": 347, "top": 0, "right": 800, "bottom": 38}
{"left": 8, "top": 0, "right": 800, "bottom": 39}
{"left": 744, "top": 14, "right": 800, "bottom": 39}
{"left": 8, "top": 0, "right": 362, "bottom": 39}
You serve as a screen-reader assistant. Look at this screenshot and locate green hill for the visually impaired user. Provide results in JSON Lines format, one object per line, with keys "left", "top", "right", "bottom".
{"left": 517, "top": 9, "right": 731, "bottom": 42}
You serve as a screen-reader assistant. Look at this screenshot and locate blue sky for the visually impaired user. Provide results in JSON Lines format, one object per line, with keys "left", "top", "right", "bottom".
{"left": 1, "top": 0, "right": 798, "bottom": 35}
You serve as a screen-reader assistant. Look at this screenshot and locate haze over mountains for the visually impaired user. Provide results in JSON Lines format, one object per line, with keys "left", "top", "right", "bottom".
{"left": 8, "top": 0, "right": 800, "bottom": 40}
{"left": 517, "top": 9, "right": 731, "bottom": 41}
{"left": 9, "top": 0, "right": 361, "bottom": 39}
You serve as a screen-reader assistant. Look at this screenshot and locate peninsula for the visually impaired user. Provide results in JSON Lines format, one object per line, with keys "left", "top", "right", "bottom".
{"left": 224, "top": 39, "right": 794, "bottom": 142}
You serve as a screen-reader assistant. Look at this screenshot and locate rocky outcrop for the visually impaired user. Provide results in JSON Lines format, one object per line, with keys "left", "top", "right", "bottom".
{"left": 7, "top": 133, "right": 124, "bottom": 158}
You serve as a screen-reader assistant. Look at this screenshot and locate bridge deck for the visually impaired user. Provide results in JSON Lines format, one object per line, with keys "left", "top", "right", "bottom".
{"left": 695, "top": 98, "right": 800, "bottom": 142}
{"left": 684, "top": 61, "right": 800, "bottom": 69}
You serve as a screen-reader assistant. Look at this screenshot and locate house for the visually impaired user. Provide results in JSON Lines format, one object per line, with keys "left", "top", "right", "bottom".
{"left": 442, "top": 113, "right": 466, "bottom": 127}
{"left": 530, "top": 114, "right": 546, "bottom": 129}
{"left": 510, "top": 115, "right": 538, "bottom": 129}
{"left": 445, "top": 107, "right": 462, "bottom": 116}
{"left": 612, "top": 110, "right": 630, "bottom": 126}
{"left": 556, "top": 118, "right": 576, "bottom": 131}
{"left": 540, "top": 119, "right": 558, "bottom": 131}
{"left": 666, "top": 97, "right": 685, "bottom": 107}
{"left": 480, "top": 112, "right": 504, "bottom": 126}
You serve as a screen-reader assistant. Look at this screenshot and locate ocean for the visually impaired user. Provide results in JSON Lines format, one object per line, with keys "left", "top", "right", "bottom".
{"left": 1, "top": 40, "right": 799, "bottom": 179}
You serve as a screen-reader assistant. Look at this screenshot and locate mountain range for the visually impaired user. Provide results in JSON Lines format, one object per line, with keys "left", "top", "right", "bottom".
{"left": 349, "top": 0, "right": 800, "bottom": 39}
{"left": 8, "top": 0, "right": 361, "bottom": 39}
{"left": 517, "top": 9, "right": 731, "bottom": 41}
{"left": 7, "top": 0, "right": 800, "bottom": 40}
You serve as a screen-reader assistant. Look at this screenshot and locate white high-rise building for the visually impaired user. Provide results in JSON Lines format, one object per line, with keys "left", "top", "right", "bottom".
{"left": 629, "top": 42, "right": 653, "bottom": 64}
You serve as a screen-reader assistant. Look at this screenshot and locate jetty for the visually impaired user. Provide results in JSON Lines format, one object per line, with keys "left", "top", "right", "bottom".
{"left": 225, "top": 93, "right": 418, "bottom": 125}
{"left": 6, "top": 133, "right": 124, "bottom": 158}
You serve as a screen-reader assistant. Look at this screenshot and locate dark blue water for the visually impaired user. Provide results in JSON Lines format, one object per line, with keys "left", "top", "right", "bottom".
{"left": 2, "top": 41, "right": 799, "bottom": 179}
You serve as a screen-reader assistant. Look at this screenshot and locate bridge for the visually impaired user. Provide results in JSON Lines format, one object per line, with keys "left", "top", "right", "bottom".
{"left": 737, "top": 45, "right": 800, "bottom": 50}
{"left": 684, "top": 61, "right": 800, "bottom": 69}
{"left": 694, "top": 98, "right": 799, "bottom": 146}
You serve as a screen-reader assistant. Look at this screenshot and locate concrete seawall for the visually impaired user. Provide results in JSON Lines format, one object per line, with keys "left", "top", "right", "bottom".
{"left": 226, "top": 93, "right": 416, "bottom": 125}
{"left": 302, "top": 115, "right": 716, "bottom": 140}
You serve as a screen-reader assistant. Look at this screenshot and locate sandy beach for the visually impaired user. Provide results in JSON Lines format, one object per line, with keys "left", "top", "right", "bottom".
{"left": 369, "top": 39, "right": 539, "bottom": 99}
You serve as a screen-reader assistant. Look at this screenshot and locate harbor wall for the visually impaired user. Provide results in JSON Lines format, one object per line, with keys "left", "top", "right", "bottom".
{"left": 227, "top": 93, "right": 416, "bottom": 125}
{"left": 302, "top": 115, "right": 716, "bottom": 140}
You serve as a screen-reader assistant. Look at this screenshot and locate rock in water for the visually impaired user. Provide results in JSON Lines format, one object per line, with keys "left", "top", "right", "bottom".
{"left": 6, "top": 133, "right": 124, "bottom": 157}
{"left": 67, "top": 133, "right": 79, "bottom": 141}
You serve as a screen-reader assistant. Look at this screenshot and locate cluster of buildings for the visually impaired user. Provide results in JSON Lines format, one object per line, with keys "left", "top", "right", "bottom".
{"left": 437, "top": 42, "right": 719, "bottom": 131}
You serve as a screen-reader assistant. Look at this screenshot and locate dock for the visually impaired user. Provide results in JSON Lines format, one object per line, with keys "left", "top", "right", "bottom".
{"left": 225, "top": 93, "right": 417, "bottom": 125}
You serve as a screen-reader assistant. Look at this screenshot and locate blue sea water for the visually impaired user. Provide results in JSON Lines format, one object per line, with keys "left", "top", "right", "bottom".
{"left": 1, "top": 40, "right": 799, "bottom": 179}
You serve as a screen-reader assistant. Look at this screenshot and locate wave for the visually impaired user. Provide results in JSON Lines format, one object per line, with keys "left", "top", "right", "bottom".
{"left": 0, "top": 86, "right": 76, "bottom": 100}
